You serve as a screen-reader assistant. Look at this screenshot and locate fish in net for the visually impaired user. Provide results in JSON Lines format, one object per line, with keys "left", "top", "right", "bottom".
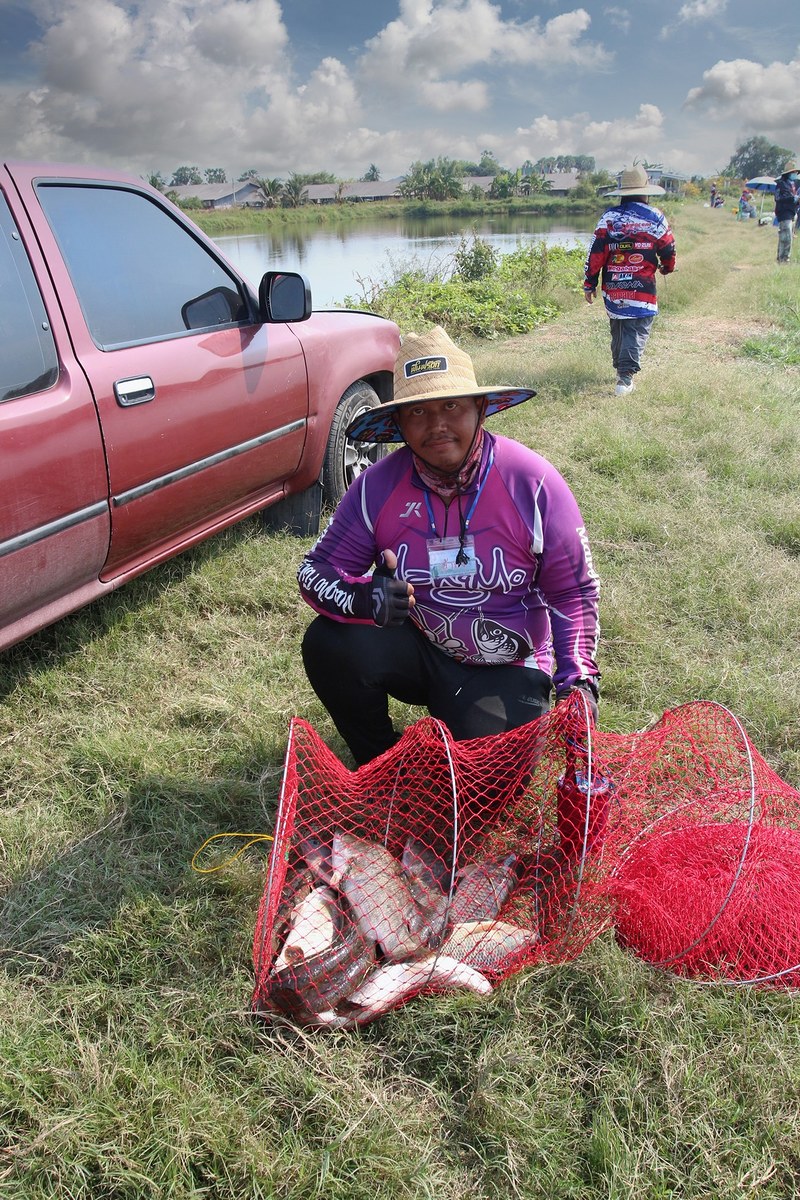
{"left": 250, "top": 697, "right": 800, "bottom": 1027}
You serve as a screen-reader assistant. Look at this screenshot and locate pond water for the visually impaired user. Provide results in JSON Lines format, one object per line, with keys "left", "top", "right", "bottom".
{"left": 216, "top": 213, "right": 594, "bottom": 309}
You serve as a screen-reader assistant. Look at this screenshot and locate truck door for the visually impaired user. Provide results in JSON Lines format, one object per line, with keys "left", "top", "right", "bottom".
{"left": 25, "top": 171, "right": 309, "bottom": 579}
{"left": 0, "top": 187, "right": 110, "bottom": 647}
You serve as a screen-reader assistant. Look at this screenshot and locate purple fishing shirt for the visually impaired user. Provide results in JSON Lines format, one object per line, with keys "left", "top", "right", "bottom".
{"left": 297, "top": 432, "right": 600, "bottom": 694}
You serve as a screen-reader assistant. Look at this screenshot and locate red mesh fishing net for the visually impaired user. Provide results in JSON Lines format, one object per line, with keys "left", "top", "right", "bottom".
{"left": 251, "top": 696, "right": 800, "bottom": 1028}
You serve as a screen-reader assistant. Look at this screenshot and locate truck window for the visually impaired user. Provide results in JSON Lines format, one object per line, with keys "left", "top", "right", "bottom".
{"left": 0, "top": 194, "right": 59, "bottom": 403}
{"left": 36, "top": 182, "right": 251, "bottom": 350}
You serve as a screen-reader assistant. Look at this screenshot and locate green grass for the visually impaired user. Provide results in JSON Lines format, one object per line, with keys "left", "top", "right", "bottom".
{"left": 2, "top": 207, "right": 800, "bottom": 1198}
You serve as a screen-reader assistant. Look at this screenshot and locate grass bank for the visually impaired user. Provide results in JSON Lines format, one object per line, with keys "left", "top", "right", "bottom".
{"left": 1, "top": 206, "right": 799, "bottom": 1199}
{"left": 192, "top": 194, "right": 606, "bottom": 238}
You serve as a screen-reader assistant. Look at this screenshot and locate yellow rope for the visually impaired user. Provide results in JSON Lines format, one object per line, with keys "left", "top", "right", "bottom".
{"left": 191, "top": 832, "right": 274, "bottom": 874}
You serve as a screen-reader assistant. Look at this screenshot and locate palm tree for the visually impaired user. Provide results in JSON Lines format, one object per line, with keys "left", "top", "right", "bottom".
{"left": 281, "top": 174, "right": 308, "bottom": 207}
{"left": 255, "top": 177, "right": 284, "bottom": 207}
{"left": 400, "top": 158, "right": 463, "bottom": 201}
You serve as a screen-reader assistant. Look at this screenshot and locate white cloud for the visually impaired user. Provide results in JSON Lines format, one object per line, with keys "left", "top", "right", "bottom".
{"left": 190, "top": 0, "right": 288, "bottom": 69}
{"left": 685, "top": 55, "right": 800, "bottom": 133}
{"left": 359, "top": 0, "right": 610, "bottom": 106}
{"left": 505, "top": 103, "right": 666, "bottom": 166}
{"left": 0, "top": 0, "right": 776, "bottom": 182}
{"left": 676, "top": 0, "right": 728, "bottom": 22}
{"left": 603, "top": 6, "right": 631, "bottom": 35}
{"left": 660, "top": 0, "right": 727, "bottom": 40}
{"left": 418, "top": 79, "right": 489, "bottom": 112}
{"left": 242, "top": 57, "right": 371, "bottom": 171}
{"left": 0, "top": 0, "right": 339, "bottom": 171}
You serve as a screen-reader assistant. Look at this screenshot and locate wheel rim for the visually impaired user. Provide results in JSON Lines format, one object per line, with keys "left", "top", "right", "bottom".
{"left": 343, "top": 403, "right": 382, "bottom": 486}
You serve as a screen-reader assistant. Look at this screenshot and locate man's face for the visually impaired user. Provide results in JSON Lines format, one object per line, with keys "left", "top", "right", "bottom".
{"left": 397, "top": 396, "right": 482, "bottom": 472}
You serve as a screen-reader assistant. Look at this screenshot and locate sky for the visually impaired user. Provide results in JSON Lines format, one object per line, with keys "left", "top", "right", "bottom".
{"left": 1, "top": 0, "right": 798, "bottom": 183}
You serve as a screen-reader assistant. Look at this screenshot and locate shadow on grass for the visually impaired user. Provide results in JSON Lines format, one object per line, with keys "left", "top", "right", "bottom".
{"left": 0, "top": 761, "right": 283, "bottom": 985}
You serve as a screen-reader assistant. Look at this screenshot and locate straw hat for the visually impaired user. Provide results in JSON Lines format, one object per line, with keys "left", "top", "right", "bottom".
{"left": 605, "top": 165, "right": 665, "bottom": 197}
{"left": 780, "top": 161, "right": 798, "bottom": 176}
{"left": 345, "top": 326, "right": 536, "bottom": 443}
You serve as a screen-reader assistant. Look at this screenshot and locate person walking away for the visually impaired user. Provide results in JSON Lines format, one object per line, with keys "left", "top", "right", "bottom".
{"left": 774, "top": 162, "right": 799, "bottom": 263}
{"left": 583, "top": 165, "right": 676, "bottom": 395}
{"left": 297, "top": 326, "right": 600, "bottom": 767}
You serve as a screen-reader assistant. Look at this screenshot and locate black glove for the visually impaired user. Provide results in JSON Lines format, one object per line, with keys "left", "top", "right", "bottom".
{"left": 371, "top": 561, "right": 410, "bottom": 627}
{"left": 556, "top": 680, "right": 599, "bottom": 726}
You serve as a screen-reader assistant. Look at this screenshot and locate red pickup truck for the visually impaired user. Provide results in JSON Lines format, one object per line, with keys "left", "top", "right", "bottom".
{"left": 1, "top": 161, "right": 399, "bottom": 652}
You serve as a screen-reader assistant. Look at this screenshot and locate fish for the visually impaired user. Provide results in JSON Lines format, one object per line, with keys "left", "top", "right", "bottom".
{"left": 331, "top": 832, "right": 430, "bottom": 961}
{"left": 273, "top": 885, "right": 339, "bottom": 969}
{"left": 337, "top": 953, "right": 493, "bottom": 1026}
{"left": 446, "top": 852, "right": 520, "bottom": 925}
{"left": 295, "top": 833, "right": 335, "bottom": 885}
{"left": 401, "top": 835, "right": 452, "bottom": 910}
{"left": 401, "top": 834, "right": 453, "bottom": 948}
{"left": 269, "top": 919, "right": 375, "bottom": 1014}
{"left": 439, "top": 919, "right": 539, "bottom": 971}
{"left": 264, "top": 864, "right": 317, "bottom": 967}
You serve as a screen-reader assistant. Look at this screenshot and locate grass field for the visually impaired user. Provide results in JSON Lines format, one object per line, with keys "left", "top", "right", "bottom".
{"left": 1, "top": 206, "right": 799, "bottom": 1199}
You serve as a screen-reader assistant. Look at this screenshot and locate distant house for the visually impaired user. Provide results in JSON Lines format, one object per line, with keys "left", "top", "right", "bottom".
{"left": 654, "top": 169, "right": 690, "bottom": 195}
{"left": 462, "top": 171, "right": 581, "bottom": 196}
{"left": 305, "top": 179, "right": 404, "bottom": 203}
{"left": 167, "top": 170, "right": 588, "bottom": 209}
{"left": 167, "top": 181, "right": 262, "bottom": 208}
{"left": 612, "top": 167, "right": 689, "bottom": 196}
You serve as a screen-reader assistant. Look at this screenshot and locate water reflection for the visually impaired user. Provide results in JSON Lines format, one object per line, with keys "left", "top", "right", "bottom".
{"left": 217, "top": 214, "right": 593, "bottom": 309}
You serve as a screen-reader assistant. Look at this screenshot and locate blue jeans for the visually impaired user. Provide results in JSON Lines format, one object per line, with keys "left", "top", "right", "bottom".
{"left": 610, "top": 315, "right": 655, "bottom": 380}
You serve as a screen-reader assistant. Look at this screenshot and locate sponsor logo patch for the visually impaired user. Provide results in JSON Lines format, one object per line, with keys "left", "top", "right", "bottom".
{"left": 405, "top": 355, "right": 447, "bottom": 380}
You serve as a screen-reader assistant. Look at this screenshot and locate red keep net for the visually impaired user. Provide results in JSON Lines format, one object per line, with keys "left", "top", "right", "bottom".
{"left": 251, "top": 697, "right": 800, "bottom": 1028}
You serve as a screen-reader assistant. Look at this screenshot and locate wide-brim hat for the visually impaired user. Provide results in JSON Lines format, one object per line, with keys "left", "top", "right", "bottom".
{"left": 605, "top": 165, "right": 665, "bottom": 197}
{"left": 346, "top": 325, "right": 536, "bottom": 443}
{"left": 780, "top": 161, "right": 798, "bottom": 175}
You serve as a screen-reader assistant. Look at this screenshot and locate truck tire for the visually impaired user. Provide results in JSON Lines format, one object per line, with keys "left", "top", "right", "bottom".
{"left": 322, "top": 381, "right": 387, "bottom": 508}
{"left": 260, "top": 481, "right": 322, "bottom": 538}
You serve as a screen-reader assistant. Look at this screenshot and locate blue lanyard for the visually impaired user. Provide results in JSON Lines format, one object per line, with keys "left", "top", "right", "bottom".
{"left": 423, "top": 443, "right": 495, "bottom": 539}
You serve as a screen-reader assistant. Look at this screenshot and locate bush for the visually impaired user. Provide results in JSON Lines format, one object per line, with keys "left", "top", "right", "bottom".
{"left": 344, "top": 238, "right": 585, "bottom": 338}
{"left": 453, "top": 232, "right": 498, "bottom": 281}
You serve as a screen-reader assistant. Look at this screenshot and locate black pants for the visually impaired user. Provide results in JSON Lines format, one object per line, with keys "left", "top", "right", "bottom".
{"left": 301, "top": 615, "right": 552, "bottom": 765}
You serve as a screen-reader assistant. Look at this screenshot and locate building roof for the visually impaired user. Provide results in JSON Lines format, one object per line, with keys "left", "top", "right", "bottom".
{"left": 167, "top": 169, "right": 587, "bottom": 207}
{"left": 303, "top": 179, "right": 404, "bottom": 201}
{"left": 167, "top": 180, "right": 261, "bottom": 205}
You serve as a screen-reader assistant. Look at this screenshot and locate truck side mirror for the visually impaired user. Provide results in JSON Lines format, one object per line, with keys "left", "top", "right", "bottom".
{"left": 259, "top": 271, "right": 312, "bottom": 323}
{"left": 181, "top": 285, "right": 248, "bottom": 330}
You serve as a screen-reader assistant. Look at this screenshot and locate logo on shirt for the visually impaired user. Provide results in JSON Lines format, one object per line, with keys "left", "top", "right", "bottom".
{"left": 399, "top": 501, "right": 423, "bottom": 519}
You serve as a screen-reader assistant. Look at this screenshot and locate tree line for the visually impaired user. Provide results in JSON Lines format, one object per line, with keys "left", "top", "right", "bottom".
{"left": 717, "top": 136, "right": 796, "bottom": 181}
{"left": 145, "top": 137, "right": 798, "bottom": 209}
{"left": 147, "top": 153, "right": 610, "bottom": 208}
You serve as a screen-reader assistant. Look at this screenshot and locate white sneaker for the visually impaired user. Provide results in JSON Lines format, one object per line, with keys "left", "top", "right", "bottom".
{"left": 615, "top": 377, "right": 635, "bottom": 396}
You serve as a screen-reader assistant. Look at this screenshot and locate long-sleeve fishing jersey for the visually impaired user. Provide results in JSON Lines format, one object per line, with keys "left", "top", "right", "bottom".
{"left": 297, "top": 432, "right": 600, "bottom": 695}
{"left": 774, "top": 176, "right": 798, "bottom": 221}
{"left": 584, "top": 200, "right": 676, "bottom": 318}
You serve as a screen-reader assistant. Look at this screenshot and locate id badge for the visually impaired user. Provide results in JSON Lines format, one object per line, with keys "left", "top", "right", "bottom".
{"left": 427, "top": 535, "right": 477, "bottom": 580}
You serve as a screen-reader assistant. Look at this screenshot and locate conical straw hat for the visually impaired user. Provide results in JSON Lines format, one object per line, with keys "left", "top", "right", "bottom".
{"left": 346, "top": 325, "right": 536, "bottom": 443}
{"left": 605, "top": 165, "right": 665, "bottom": 197}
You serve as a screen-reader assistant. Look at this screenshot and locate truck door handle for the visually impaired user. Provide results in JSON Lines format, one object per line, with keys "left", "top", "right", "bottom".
{"left": 114, "top": 376, "right": 155, "bottom": 407}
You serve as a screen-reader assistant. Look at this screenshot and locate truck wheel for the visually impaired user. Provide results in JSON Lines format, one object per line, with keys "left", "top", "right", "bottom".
{"left": 322, "top": 381, "right": 387, "bottom": 507}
